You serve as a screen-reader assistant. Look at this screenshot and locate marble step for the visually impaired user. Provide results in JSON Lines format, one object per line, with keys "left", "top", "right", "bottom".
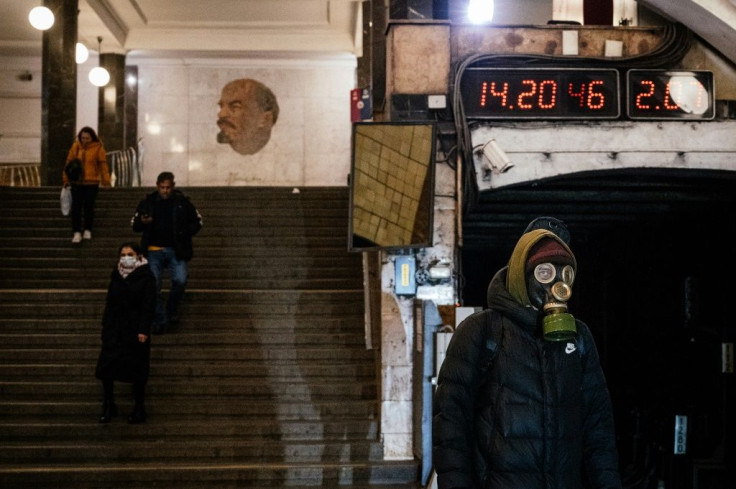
{"left": 0, "top": 379, "right": 377, "bottom": 401}
{"left": 0, "top": 347, "right": 375, "bottom": 363}
{"left": 0, "top": 417, "right": 379, "bottom": 441}
{"left": 0, "top": 330, "right": 366, "bottom": 345}
{"left": 0, "top": 460, "right": 420, "bottom": 488}
{"left": 0, "top": 316, "right": 363, "bottom": 332}
{"left": 0, "top": 399, "right": 378, "bottom": 418}
{"left": 0, "top": 361, "right": 375, "bottom": 380}
{"left": 0, "top": 439, "right": 386, "bottom": 464}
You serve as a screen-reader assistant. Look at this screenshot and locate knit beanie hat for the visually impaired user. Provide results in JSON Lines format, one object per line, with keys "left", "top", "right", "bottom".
{"left": 525, "top": 237, "right": 575, "bottom": 271}
{"left": 506, "top": 229, "right": 577, "bottom": 306}
{"left": 523, "top": 216, "right": 570, "bottom": 244}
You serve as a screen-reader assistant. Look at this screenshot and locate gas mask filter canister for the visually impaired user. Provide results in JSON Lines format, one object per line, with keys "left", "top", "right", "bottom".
{"left": 533, "top": 262, "right": 577, "bottom": 341}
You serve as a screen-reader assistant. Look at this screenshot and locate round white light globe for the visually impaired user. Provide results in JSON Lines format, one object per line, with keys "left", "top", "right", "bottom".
{"left": 89, "top": 66, "right": 110, "bottom": 87}
{"left": 75, "top": 43, "right": 89, "bottom": 64}
{"left": 29, "top": 6, "right": 55, "bottom": 31}
{"left": 467, "top": 0, "right": 494, "bottom": 24}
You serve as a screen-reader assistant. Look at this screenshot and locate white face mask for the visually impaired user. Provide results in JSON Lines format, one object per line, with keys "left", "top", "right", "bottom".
{"left": 120, "top": 256, "right": 137, "bottom": 268}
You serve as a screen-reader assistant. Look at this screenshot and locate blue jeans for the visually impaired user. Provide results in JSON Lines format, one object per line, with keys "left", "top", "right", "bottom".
{"left": 146, "top": 247, "right": 188, "bottom": 326}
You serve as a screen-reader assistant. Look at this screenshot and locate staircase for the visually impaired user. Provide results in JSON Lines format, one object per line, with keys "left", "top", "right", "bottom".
{"left": 0, "top": 186, "right": 419, "bottom": 488}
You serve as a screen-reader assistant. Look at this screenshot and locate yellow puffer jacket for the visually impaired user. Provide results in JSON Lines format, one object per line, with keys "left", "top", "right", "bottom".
{"left": 63, "top": 140, "right": 111, "bottom": 186}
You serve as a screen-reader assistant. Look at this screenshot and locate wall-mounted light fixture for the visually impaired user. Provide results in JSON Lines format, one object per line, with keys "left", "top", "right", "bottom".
{"left": 29, "top": 6, "right": 55, "bottom": 31}
{"left": 88, "top": 37, "right": 110, "bottom": 87}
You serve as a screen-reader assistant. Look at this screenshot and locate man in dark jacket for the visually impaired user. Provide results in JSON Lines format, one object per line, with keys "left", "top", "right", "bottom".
{"left": 131, "top": 172, "right": 202, "bottom": 334}
{"left": 433, "top": 217, "right": 621, "bottom": 489}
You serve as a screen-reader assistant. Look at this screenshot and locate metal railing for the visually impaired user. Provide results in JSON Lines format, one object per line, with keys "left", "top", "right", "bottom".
{"left": 0, "top": 139, "right": 143, "bottom": 188}
{"left": 108, "top": 138, "right": 144, "bottom": 187}
{"left": 0, "top": 164, "right": 41, "bottom": 187}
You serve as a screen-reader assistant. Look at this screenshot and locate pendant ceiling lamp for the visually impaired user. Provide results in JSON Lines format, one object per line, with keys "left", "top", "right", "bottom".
{"left": 76, "top": 43, "right": 89, "bottom": 64}
{"left": 29, "top": 6, "right": 55, "bottom": 31}
{"left": 89, "top": 37, "right": 110, "bottom": 87}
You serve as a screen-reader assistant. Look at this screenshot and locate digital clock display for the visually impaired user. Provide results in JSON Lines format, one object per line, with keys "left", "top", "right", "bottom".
{"left": 626, "top": 70, "right": 715, "bottom": 120}
{"left": 461, "top": 68, "right": 620, "bottom": 119}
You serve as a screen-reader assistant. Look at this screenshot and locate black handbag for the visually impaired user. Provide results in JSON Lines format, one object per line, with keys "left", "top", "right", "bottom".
{"left": 64, "top": 158, "right": 83, "bottom": 183}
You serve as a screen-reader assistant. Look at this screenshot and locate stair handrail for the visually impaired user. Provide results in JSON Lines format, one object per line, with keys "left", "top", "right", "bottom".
{"left": 107, "top": 137, "right": 144, "bottom": 187}
{"left": 0, "top": 163, "right": 41, "bottom": 187}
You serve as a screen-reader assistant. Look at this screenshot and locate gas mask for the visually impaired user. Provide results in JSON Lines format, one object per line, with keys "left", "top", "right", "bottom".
{"left": 528, "top": 262, "right": 577, "bottom": 341}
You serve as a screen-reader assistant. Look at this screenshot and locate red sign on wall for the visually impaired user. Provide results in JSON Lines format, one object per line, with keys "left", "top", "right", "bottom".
{"left": 351, "top": 88, "right": 372, "bottom": 122}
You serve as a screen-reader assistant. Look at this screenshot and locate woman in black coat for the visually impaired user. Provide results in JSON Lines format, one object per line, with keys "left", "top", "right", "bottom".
{"left": 95, "top": 242, "right": 156, "bottom": 424}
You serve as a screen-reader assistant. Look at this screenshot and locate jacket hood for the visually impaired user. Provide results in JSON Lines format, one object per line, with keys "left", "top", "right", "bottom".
{"left": 505, "top": 229, "right": 576, "bottom": 307}
{"left": 487, "top": 267, "right": 538, "bottom": 329}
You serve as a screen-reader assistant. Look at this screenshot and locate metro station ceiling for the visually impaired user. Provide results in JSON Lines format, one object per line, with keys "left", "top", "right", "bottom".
{"left": 2, "top": 1, "right": 736, "bottom": 63}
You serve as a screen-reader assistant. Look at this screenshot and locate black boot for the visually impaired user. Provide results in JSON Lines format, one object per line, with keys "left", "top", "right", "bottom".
{"left": 99, "top": 400, "right": 118, "bottom": 423}
{"left": 128, "top": 382, "right": 147, "bottom": 423}
{"left": 99, "top": 379, "right": 117, "bottom": 423}
{"left": 127, "top": 403, "right": 147, "bottom": 424}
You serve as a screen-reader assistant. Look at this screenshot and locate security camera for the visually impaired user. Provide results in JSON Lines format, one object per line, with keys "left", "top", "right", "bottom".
{"left": 482, "top": 139, "right": 514, "bottom": 174}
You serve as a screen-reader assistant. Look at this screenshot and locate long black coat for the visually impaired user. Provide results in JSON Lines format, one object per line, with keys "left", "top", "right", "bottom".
{"left": 95, "top": 264, "right": 156, "bottom": 384}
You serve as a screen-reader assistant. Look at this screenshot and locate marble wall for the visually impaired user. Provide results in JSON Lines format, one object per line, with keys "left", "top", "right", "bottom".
{"left": 0, "top": 56, "right": 42, "bottom": 165}
{"left": 132, "top": 55, "right": 357, "bottom": 187}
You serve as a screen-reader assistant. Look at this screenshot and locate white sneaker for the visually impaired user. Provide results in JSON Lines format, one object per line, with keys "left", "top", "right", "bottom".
{"left": 83, "top": 230, "right": 92, "bottom": 240}
{"left": 72, "top": 232, "right": 82, "bottom": 244}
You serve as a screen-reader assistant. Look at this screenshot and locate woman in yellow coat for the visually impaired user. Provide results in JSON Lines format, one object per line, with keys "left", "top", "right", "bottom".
{"left": 62, "top": 126, "right": 111, "bottom": 244}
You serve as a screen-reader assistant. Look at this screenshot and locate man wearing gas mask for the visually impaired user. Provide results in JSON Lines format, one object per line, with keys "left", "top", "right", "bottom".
{"left": 433, "top": 217, "right": 622, "bottom": 489}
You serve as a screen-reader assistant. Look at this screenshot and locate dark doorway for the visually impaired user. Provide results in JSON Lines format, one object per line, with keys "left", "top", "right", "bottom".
{"left": 460, "top": 168, "right": 736, "bottom": 489}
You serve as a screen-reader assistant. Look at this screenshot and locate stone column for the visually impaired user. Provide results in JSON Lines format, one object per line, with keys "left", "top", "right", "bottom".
{"left": 97, "top": 53, "right": 126, "bottom": 152}
{"left": 124, "top": 65, "right": 138, "bottom": 151}
{"left": 41, "top": 0, "right": 78, "bottom": 186}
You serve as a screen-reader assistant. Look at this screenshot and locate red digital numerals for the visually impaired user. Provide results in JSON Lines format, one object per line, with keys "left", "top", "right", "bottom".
{"left": 481, "top": 81, "right": 508, "bottom": 108}
{"left": 479, "top": 79, "right": 607, "bottom": 111}
{"left": 627, "top": 70, "right": 713, "bottom": 119}
{"left": 464, "top": 69, "right": 712, "bottom": 120}
{"left": 569, "top": 80, "right": 605, "bottom": 109}
{"left": 634, "top": 79, "right": 707, "bottom": 111}
{"left": 462, "top": 68, "right": 620, "bottom": 119}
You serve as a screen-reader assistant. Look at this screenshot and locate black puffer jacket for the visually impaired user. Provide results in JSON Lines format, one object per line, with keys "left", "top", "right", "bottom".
{"left": 433, "top": 234, "right": 621, "bottom": 489}
{"left": 131, "top": 190, "right": 202, "bottom": 261}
